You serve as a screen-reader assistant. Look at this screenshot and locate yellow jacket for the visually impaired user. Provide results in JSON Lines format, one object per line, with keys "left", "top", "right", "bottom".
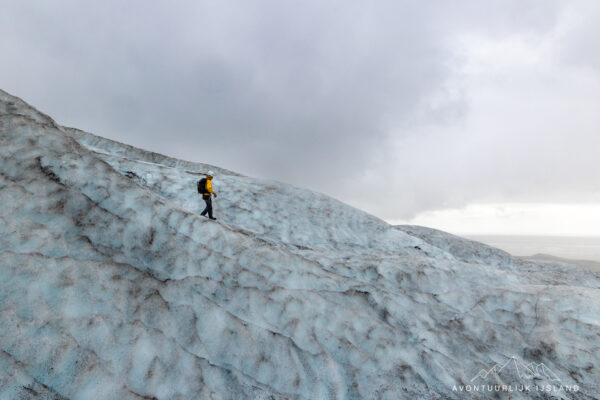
{"left": 205, "top": 179, "right": 216, "bottom": 195}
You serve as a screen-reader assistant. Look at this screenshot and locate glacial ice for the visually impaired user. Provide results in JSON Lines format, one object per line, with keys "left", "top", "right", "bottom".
{"left": 1, "top": 88, "right": 599, "bottom": 399}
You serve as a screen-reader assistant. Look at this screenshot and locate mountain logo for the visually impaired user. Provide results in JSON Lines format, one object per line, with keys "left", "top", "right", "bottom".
{"left": 471, "top": 356, "right": 561, "bottom": 383}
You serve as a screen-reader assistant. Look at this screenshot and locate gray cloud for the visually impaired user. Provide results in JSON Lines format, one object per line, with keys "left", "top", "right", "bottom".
{"left": 2, "top": 0, "right": 598, "bottom": 221}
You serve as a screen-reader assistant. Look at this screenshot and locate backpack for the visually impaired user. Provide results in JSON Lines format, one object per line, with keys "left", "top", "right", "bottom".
{"left": 197, "top": 178, "right": 207, "bottom": 194}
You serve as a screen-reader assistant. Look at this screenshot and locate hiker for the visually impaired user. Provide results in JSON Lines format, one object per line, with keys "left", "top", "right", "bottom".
{"left": 198, "top": 170, "right": 217, "bottom": 220}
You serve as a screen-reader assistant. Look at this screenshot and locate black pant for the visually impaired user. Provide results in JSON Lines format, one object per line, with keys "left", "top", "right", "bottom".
{"left": 201, "top": 195, "right": 213, "bottom": 218}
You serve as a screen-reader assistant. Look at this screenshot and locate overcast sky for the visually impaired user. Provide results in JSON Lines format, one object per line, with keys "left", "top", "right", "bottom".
{"left": 2, "top": 1, "right": 599, "bottom": 235}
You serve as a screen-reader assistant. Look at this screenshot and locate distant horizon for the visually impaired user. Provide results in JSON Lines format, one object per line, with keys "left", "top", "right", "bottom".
{"left": 389, "top": 202, "right": 600, "bottom": 238}
{"left": 389, "top": 227, "right": 600, "bottom": 262}
{"left": 392, "top": 224, "right": 600, "bottom": 239}
{"left": 466, "top": 233, "right": 600, "bottom": 238}
{"left": 462, "top": 234, "right": 600, "bottom": 263}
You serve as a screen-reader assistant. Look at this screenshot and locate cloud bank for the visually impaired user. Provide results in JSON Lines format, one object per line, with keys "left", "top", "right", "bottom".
{"left": 2, "top": 0, "right": 598, "bottom": 220}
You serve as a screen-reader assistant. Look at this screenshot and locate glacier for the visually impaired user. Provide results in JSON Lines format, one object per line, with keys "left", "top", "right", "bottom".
{"left": 0, "top": 88, "right": 599, "bottom": 399}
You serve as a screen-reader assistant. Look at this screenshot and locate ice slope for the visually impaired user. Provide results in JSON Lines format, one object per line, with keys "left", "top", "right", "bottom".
{"left": 1, "top": 88, "right": 599, "bottom": 399}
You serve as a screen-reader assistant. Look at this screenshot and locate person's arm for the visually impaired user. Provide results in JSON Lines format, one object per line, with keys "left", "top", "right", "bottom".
{"left": 206, "top": 180, "right": 216, "bottom": 195}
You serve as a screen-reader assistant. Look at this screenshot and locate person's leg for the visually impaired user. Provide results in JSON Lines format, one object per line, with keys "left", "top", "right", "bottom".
{"left": 201, "top": 197, "right": 210, "bottom": 216}
{"left": 206, "top": 196, "right": 213, "bottom": 218}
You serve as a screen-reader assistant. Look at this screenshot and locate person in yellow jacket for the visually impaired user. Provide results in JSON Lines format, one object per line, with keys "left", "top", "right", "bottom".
{"left": 199, "top": 170, "right": 217, "bottom": 220}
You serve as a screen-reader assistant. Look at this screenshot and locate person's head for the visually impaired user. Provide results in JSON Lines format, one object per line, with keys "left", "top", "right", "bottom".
{"left": 206, "top": 170, "right": 214, "bottom": 179}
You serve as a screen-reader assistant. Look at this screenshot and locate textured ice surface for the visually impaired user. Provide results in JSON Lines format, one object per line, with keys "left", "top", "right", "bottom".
{"left": 1, "top": 89, "right": 599, "bottom": 399}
